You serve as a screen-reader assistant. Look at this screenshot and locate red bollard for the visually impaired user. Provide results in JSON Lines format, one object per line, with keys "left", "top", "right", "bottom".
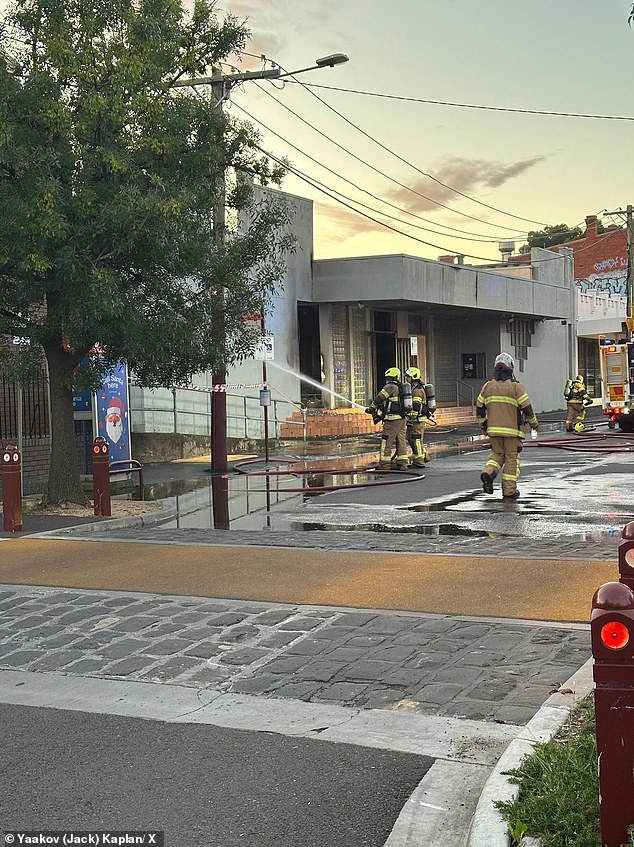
{"left": 591, "top": 581, "right": 634, "bottom": 847}
{"left": 618, "top": 521, "right": 634, "bottom": 591}
{"left": 92, "top": 436, "right": 111, "bottom": 517}
{"left": 2, "top": 444, "right": 23, "bottom": 532}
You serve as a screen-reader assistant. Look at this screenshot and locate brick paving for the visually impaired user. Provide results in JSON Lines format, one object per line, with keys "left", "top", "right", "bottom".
{"left": 0, "top": 585, "right": 588, "bottom": 726}
{"left": 53, "top": 523, "right": 621, "bottom": 561}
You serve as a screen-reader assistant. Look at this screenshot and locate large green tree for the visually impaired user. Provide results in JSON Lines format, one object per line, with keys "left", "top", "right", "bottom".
{"left": 0, "top": 0, "right": 292, "bottom": 504}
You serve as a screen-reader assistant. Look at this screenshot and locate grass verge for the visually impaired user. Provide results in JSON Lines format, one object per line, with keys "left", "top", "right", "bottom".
{"left": 496, "top": 696, "right": 634, "bottom": 846}
{"left": 495, "top": 696, "right": 602, "bottom": 847}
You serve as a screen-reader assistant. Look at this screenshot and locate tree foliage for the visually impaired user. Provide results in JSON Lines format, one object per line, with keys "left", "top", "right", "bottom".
{"left": 518, "top": 223, "right": 589, "bottom": 254}
{"left": 0, "top": 0, "right": 293, "bottom": 503}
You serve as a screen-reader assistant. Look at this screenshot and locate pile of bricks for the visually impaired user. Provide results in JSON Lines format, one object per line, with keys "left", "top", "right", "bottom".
{"left": 279, "top": 404, "right": 477, "bottom": 439}
{"left": 279, "top": 407, "right": 381, "bottom": 439}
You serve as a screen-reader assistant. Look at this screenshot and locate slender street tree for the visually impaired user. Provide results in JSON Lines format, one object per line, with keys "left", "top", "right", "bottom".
{"left": 0, "top": 0, "right": 292, "bottom": 504}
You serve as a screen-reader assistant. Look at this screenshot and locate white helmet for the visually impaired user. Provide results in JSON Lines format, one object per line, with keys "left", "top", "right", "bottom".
{"left": 494, "top": 352, "right": 515, "bottom": 371}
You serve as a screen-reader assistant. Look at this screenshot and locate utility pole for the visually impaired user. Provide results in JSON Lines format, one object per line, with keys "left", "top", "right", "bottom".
{"left": 171, "top": 53, "right": 349, "bottom": 473}
{"left": 626, "top": 203, "right": 634, "bottom": 341}
{"left": 210, "top": 66, "right": 228, "bottom": 473}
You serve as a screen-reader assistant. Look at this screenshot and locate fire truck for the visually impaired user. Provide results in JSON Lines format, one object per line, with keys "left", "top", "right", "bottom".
{"left": 599, "top": 340, "right": 634, "bottom": 432}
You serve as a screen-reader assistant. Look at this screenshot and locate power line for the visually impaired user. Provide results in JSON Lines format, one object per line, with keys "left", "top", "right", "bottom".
{"left": 288, "top": 80, "right": 634, "bottom": 122}
{"left": 256, "top": 145, "right": 620, "bottom": 267}
{"left": 234, "top": 101, "right": 528, "bottom": 243}
{"left": 282, "top": 74, "right": 550, "bottom": 227}
{"left": 257, "top": 144, "right": 521, "bottom": 262}
{"left": 246, "top": 81, "right": 532, "bottom": 235}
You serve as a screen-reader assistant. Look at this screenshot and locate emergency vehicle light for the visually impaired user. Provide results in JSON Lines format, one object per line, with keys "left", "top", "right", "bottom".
{"left": 601, "top": 621, "right": 630, "bottom": 649}
{"left": 607, "top": 345, "right": 617, "bottom": 353}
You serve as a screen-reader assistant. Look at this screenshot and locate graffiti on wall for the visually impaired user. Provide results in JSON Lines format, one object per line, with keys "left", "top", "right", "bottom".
{"left": 576, "top": 260, "right": 627, "bottom": 297}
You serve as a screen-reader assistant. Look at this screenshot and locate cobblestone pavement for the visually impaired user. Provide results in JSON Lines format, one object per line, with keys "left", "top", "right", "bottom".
{"left": 0, "top": 584, "right": 589, "bottom": 726}
{"left": 51, "top": 523, "right": 621, "bottom": 561}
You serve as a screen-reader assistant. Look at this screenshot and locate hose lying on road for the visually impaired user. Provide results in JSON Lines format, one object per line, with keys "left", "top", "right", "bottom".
{"left": 232, "top": 457, "right": 423, "bottom": 492}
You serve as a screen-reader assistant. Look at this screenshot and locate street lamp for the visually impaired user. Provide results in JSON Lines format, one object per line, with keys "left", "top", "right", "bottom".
{"left": 172, "top": 53, "right": 349, "bottom": 473}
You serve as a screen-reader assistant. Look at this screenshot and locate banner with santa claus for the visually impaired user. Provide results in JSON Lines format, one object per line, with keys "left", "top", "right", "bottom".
{"left": 96, "top": 361, "right": 132, "bottom": 463}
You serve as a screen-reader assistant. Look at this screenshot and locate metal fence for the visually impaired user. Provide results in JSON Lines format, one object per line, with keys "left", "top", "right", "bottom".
{"left": 0, "top": 369, "right": 49, "bottom": 440}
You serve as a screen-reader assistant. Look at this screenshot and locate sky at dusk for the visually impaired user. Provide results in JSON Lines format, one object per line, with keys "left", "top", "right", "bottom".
{"left": 218, "top": 0, "right": 633, "bottom": 263}
{"left": 1, "top": 0, "right": 632, "bottom": 264}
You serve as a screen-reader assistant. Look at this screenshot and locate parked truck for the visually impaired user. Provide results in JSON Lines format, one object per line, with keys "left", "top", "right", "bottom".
{"left": 599, "top": 340, "right": 634, "bottom": 432}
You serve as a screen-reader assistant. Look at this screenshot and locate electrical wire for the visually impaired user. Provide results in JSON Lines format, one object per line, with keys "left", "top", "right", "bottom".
{"left": 257, "top": 144, "right": 506, "bottom": 261}
{"left": 277, "top": 74, "right": 550, "bottom": 227}
{"left": 224, "top": 57, "right": 626, "bottom": 266}
{"left": 247, "top": 81, "right": 533, "bottom": 235}
{"left": 256, "top": 143, "right": 625, "bottom": 266}
{"left": 233, "top": 101, "right": 528, "bottom": 244}
{"left": 289, "top": 80, "right": 634, "bottom": 123}
{"left": 231, "top": 53, "right": 616, "bottom": 249}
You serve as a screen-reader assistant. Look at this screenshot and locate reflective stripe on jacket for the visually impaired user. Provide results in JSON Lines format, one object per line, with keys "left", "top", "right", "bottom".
{"left": 476, "top": 378, "right": 538, "bottom": 438}
{"left": 371, "top": 382, "right": 404, "bottom": 419}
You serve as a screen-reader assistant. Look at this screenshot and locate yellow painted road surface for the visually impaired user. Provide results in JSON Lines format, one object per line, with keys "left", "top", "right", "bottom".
{"left": 0, "top": 538, "right": 613, "bottom": 622}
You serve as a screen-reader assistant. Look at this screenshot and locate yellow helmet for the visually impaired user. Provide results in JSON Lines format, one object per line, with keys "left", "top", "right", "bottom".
{"left": 574, "top": 421, "right": 584, "bottom": 433}
{"left": 385, "top": 367, "right": 401, "bottom": 380}
{"left": 405, "top": 366, "right": 421, "bottom": 380}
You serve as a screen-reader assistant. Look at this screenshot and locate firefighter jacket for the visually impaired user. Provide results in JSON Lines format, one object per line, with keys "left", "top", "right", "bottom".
{"left": 476, "top": 374, "right": 538, "bottom": 437}
{"left": 568, "top": 379, "right": 591, "bottom": 406}
{"left": 409, "top": 381, "right": 429, "bottom": 420}
{"left": 369, "top": 381, "right": 406, "bottom": 420}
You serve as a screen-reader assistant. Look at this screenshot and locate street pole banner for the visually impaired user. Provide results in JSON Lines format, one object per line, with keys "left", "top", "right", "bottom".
{"left": 96, "top": 360, "right": 132, "bottom": 463}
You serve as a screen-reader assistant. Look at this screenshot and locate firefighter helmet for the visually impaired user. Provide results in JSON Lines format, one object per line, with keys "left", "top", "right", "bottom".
{"left": 405, "top": 366, "right": 421, "bottom": 380}
{"left": 576, "top": 374, "right": 584, "bottom": 383}
{"left": 384, "top": 367, "right": 401, "bottom": 380}
{"left": 574, "top": 421, "right": 584, "bottom": 433}
{"left": 494, "top": 352, "right": 515, "bottom": 371}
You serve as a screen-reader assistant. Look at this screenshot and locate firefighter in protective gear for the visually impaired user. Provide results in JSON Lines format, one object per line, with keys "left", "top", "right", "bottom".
{"left": 365, "top": 367, "right": 409, "bottom": 469}
{"left": 565, "top": 374, "right": 592, "bottom": 433}
{"left": 405, "top": 366, "right": 430, "bottom": 468}
{"left": 476, "top": 352, "right": 539, "bottom": 501}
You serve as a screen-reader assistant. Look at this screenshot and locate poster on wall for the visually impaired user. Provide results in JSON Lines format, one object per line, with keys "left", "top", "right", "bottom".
{"left": 96, "top": 361, "right": 131, "bottom": 463}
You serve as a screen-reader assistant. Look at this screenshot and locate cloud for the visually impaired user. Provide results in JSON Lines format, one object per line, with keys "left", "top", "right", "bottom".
{"left": 315, "top": 202, "right": 388, "bottom": 242}
{"left": 218, "top": 0, "right": 339, "bottom": 60}
{"left": 385, "top": 155, "right": 546, "bottom": 214}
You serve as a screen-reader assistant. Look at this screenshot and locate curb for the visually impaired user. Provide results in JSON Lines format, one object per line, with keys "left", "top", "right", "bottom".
{"left": 32, "top": 503, "right": 177, "bottom": 537}
{"left": 466, "top": 658, "right": 594, "bottom": 847}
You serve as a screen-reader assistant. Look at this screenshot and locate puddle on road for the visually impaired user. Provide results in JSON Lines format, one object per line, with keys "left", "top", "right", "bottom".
{"left": 132, "top": 447, "right": 634, "bottom": 539}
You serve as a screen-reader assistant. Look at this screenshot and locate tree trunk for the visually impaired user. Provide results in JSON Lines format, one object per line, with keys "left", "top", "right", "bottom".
{"left": 45, "top": 343, "right": 89, "bottom": 505}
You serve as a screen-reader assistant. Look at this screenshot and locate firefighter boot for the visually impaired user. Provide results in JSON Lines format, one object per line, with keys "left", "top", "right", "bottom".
{"left": 480, "top": 472, "right": 494, "bottom": 494}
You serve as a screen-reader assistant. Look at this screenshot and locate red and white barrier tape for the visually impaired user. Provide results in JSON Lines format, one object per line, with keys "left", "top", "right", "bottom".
{"left": 173, "top": 382, "right": 265, "bottom": 393}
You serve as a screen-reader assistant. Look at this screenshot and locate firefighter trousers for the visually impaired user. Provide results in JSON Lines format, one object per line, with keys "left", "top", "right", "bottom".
{"left": 566, "top": 402, "right": 585, "bottom": 431}
{"left": 406, "top": 420, "right": 428, "bottom": 466}
{"left": 379, "top": 418, "right": 408, "bottom": 467}
{"left": 482, "top": 435, "right": 522, "bottom": 496}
